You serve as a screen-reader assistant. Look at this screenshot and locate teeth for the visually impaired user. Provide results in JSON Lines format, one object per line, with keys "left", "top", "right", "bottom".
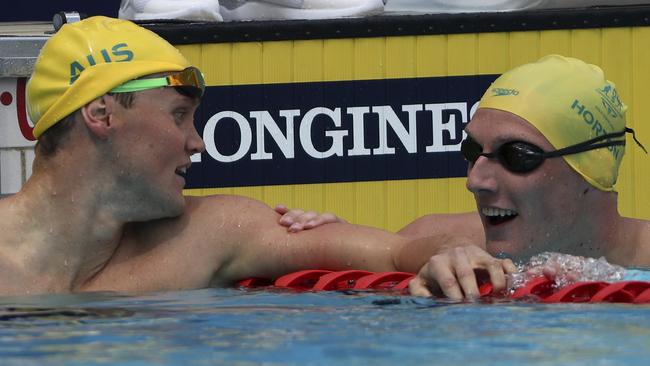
{"left": 481, "top": 207, "right": 517, "bottom": 217}
{"left": 176, "top": 166, "right": 187, "bottom": 174}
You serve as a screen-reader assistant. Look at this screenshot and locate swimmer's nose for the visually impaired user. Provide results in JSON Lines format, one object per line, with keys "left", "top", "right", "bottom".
{"left": 466, "top": 156, "right": 499, "bottom": 194}
{"left": 187, "top": 126, "right": 205, "bottom": 155}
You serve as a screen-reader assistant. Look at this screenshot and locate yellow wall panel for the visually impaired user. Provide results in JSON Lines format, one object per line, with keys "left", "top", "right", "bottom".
{"left": 508, "top": 31, "right": 539, "bottom": 67}
{"left": 539, "top": 30, "right": 572, "bottom": 57}
{"left": 354, "top": 37, "right": 385, "bottom": 79}
{"left": 200, "top": 43, "right": 232, "bottom": 86}
{"left": 570, "top": 28, "right": 602, "bottom": 65}
{"left": 386, "top": 36, "right": 417, "bottom": 79}
{"left": 232, "top": 42, "right": 263, "bottom": 85}
{"left": 324, "top": 182, "right": 356, "bottom": 222}
{"left": 354, "top": 180, "right": 386, "bottom": 228}
{"left": 416, "top": 35, "right": 447, "bottom": 77}
{"left": 477, "top": 32, "right": 508, "bottom": 74}
{"left": 293, "top": 184, "right": 324, "bottom": 215}
{"left": 385, "top": 180, "right": 419, "bottom": 232}
{"left": 631, "top": 27, "right": 650, "bottom": 217}
{"left": 176, "top": 44, "right": 202, "bottom": 67}
{"left": 263, "top": 185, "right": 295, "bottom": 211}
{"left": 293, "top": 40, "right": 324, "bottom": 82}
{"left": 447, "top": 34, "right": 477, "bottom": 75}
{"left": 262, "top": 41, "right": 293, "bottom": 83}
{"left": 415, "top": 178, "right": 445, "bottom": 216}
{"left": 324, "top": 39, "right": 354, "bottom": 81}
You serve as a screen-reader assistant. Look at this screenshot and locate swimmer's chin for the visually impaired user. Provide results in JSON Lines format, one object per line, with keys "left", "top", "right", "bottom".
{"left": 156, "top": 196, "right": 188, "bottom": 219}
{"left": 486, "top": 240, "right": 521, "bottom": 258}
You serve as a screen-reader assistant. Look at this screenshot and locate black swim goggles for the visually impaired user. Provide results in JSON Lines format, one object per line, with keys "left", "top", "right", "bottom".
{"left": 461, "top": 127, "right": 647, "bottom": 174}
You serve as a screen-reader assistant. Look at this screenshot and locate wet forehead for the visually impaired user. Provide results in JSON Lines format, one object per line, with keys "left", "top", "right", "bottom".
{"left": 135, "top": 87, "right": 200, "bottom": 107}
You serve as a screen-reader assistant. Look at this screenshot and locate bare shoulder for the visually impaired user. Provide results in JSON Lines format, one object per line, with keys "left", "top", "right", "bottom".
{"left": 125, "top": 194, "right": 278, "bottom": 253}
{"left": 186, "top": 194, "right": 274, "bottom": 216}
{"left": 89, "top": 194, "right": 278, "bottom": 291}
{"left": 398, "top": 211, "right": 484, "bottom": 243}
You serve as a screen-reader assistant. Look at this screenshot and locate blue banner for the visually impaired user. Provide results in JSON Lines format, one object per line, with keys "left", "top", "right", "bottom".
{"left": 187, "top": 74, "right": 497, "bottom": 188}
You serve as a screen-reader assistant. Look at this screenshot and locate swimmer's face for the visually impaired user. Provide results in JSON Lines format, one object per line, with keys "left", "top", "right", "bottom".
{"left": 110, "top": 87, "right": 204, "bottom": 217}
{"left": 464, "top": 108, "right": 594, "bottom": 261}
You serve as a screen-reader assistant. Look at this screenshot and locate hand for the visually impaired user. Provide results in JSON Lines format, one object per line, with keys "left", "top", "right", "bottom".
{"left": 275, "top": 204, "right": 347, "bottom": 233}
{"left": 408, "top": 245, "right": 517, "bottom": 300}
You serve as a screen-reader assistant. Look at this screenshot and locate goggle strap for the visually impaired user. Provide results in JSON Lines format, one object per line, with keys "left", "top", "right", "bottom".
{"left": 626, "top": 127, "right": 648, "bottom": 154}
{"left": 545, "top": 127, "right": 647, "bottom": 158}
{"left": 544, "top": 140, "right": 626, "bottom": 158}
{"left": 110, "top": 78, "right": 169, "bottom": 93}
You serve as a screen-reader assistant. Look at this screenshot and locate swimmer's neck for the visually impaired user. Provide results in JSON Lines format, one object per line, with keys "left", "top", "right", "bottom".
{"left": 571, "top": 191, "right": 634, "bottom": 264}
{"left": 0, "top": 174, "right": 131, "bottom": 295}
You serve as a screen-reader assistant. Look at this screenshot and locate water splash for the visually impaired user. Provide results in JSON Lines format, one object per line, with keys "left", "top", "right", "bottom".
{"left": 508, "top": 251, "right": 626, "bottom": 292}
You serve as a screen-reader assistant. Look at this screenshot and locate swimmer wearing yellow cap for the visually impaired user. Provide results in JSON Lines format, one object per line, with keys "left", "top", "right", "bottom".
{"left": 278, "top": 55, "right": 650, "bottom": 300}
{"left": 0, "top": 17, "right": 462, "bottom": 296}
{"left": 404, "top": 55, "right": 650, "bottom": 299}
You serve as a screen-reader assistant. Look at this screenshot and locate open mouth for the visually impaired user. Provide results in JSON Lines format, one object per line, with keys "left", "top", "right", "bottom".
{"left": 175, "top": 166, "right": 188, "bottom": 179}
{"left": 481, "top": 207, "right": 518, "bottom": 226}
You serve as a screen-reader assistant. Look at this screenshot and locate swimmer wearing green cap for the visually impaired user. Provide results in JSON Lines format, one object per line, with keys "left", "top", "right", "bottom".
{"left": 279, "top": 55, "right": 650, "bottom": 300}
{"left": 0, "top": 16, "right": 473, "bottom": 296}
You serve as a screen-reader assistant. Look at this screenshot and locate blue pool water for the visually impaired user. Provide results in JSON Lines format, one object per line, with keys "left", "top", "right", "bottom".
{"left": 1, "top": 288, "right": 649, "bottom": 366}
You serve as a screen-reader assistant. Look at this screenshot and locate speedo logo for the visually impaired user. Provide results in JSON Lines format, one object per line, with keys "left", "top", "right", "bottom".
{"left": 491, "top": 88, "right": 519, "bottom": 96}
{"left": 69, "top": 43, "right": 134, "bottom": 84}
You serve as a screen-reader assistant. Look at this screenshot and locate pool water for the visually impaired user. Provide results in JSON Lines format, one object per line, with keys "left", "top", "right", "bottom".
{"left": 1, "top": 288, "right": 649, "bottom": 365}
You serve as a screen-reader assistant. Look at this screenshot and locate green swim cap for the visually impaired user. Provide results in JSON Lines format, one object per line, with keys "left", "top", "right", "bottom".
{"left": 478, "top": 54, "right": 628, "bottom": 191}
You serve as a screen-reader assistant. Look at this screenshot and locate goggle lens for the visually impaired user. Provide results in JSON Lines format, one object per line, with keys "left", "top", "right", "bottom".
{"left": 110, "top": 66, "right": 205, "bottom": 97}
{"left": 461, "top": 137, "right": 544, "bottom": 173}
{"left": 166, "top": 67, "right": 205, "bottom": 96}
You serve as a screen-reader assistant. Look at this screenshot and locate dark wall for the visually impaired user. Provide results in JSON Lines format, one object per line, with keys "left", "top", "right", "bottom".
{"left": 1, "top": 2, "right": 118, "bottom": 22}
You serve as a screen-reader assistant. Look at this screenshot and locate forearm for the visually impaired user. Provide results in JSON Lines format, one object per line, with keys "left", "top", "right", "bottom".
{"left": 285, "top": 222, "right": 403, "bottom": 272}
{"left": 224, "top": 218, "right": 403, "bottom": 283}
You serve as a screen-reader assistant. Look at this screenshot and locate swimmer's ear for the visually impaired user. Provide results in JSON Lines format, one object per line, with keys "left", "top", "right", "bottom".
{"left": 80, "top": 96, "right": 113, "bottom": 139}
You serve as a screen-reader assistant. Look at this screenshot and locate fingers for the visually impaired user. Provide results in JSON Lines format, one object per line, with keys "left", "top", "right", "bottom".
{"left": 408, "top": 276, "right": 434, "bottom": 297}
{"left": 275, "top": 204, "right": 346, "bottom": 232}
{"left": 449, "top": 248, "right": 480, "bottom": 299}
{"left": 411, "top": 251, "right": 465, "bottom": 300}
{"left": 410, "top": 245, "right": 517, "bottom": 300}
{"left": 502, "top": 258, "right": 518, "bottom": 274}
{"left": 485, "top": 258, "right": 509, "bottom": 294}
{"left": 303, "top": 213, "right": 347, "bottom": 229}
{"left": 274, "top": 204, "right": 289, "bottom": 215}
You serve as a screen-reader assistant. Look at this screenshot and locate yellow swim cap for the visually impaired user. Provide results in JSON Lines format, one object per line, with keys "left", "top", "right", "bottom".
{"left": 478, "top": 54, "right": 628, "bottom": 191}
{"left": 27, "top": 16, "right": 191, "bottom": 139}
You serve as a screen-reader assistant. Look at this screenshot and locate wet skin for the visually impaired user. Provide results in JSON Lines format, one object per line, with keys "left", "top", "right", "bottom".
{"left": 464, "top": 108, "right": 606, "bottom": 261}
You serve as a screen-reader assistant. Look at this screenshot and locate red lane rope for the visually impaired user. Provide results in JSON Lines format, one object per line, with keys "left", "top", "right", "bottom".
{"left": 236, "top": 270, "right": 650, "bottom": 304}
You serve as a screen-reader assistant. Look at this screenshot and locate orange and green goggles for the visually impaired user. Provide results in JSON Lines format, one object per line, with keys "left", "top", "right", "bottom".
{"left": 110, "top": 66, "right": 205, "bottom": 97}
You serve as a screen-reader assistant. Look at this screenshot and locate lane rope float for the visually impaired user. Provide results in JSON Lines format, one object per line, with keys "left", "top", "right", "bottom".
{"left": 237, "top": 270, "right": 650, "bottom": 303}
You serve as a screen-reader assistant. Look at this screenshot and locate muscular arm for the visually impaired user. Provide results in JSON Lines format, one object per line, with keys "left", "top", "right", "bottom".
{"left": 210, "top": 196, "right": 473, "bottom": 286}
{"left": 87, "top": 195, "right": 478, "bottom": 293}
{"left": 276, "top": 205, "right": 485, "bottom": 246}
